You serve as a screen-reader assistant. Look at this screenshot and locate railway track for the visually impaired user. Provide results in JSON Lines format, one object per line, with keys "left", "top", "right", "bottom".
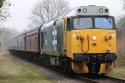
{"left": 78, "top": 76, "right": 125, "bottom": 83}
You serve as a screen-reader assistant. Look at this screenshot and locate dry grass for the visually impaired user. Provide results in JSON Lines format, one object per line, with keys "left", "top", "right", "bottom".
{"left": 110, "top": 37, "right": 125, "bottom": 79}
{"left": 116, "top": 37, "right": 125, "bottom": 67}
{"left": 0, "top": 53, "right": 57, "bottom": 83}
{"left": 110, "top": 67, "right": 125, "bottom": 79}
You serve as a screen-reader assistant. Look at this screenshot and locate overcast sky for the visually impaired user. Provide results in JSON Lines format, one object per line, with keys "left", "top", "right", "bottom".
{"left": 3, "top": 0, "right": 124, "bottom": 32}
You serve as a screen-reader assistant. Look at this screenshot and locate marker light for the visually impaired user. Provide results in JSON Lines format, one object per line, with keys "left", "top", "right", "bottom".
{"left": 77, "top": 9, "right": 81, "bottom": 12}
{"left": 92, "top": 36, "right": 96, "bottom": 41}
{"left": 107, "top": 47, "right": 111, "bottom": 52}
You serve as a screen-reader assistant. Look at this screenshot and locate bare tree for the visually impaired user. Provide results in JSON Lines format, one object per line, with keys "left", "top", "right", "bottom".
{"left": 123, "top": 0, "right": 125, "bottom": 9}
{"left": 117, "top": 0, "right": 125, "bottom": 55}
{"left": 29, "top": 0, "right": 70, "bottom": 28}
{"left": 118, "top": 0, "right": 125, "bottom": 36}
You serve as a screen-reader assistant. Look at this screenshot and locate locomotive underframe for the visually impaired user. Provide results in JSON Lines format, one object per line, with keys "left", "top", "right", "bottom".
{"left": 74, "top": 53, "right": 117, "bottom": 63}
{"left": 73, "top": 53, "right": 117, "bottom": 74}
{"left": 9, "top": 49, "right": 117, "bottom": 75}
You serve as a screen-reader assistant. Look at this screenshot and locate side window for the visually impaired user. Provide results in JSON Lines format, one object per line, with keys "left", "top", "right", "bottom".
{"left": 64, "top": 18, "right": 71, "bottom": 31}
{"left": 67, "top": 18, "right": 71, "bottom": 30}
{"left": 64, "top": 18, "right": 67, "bottom": 30}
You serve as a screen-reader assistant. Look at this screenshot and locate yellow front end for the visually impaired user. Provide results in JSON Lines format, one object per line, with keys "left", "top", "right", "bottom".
{"left": 63, "top": 29, "right": 117, "bottom": 74}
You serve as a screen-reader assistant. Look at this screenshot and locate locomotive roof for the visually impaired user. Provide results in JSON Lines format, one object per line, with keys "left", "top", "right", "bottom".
{"left": 40, "top": 20, "right": 56, "bottom": 31}
{"left": 40, "top": 5, "right": 110, "bottom": 31}
{"left": 65, "top": 5, "right": 109, "bottom": 16}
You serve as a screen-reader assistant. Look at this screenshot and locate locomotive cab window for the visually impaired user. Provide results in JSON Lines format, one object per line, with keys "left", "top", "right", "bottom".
{"left": 73, "top": 17, "right": 92, "bottom": 29}
{"left": 72, "top": 16, "right": 115, "bottom": 30}
{"left": 95, "top": 17, "right": 114, "bottom": 29}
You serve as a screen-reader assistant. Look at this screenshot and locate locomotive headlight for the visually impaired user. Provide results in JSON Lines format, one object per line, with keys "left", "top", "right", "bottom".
{"left": 92, "top": 36, "right": 96, "bottom": 41}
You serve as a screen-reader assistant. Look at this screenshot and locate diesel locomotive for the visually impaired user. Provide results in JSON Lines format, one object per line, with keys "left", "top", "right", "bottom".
{"left": 9, "top": 5, "right": 117, "bottom": 75}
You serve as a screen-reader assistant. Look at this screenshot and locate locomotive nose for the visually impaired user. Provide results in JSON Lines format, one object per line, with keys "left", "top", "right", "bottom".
{"left": 72, "top": 29, "right": 116, "bottom": 54}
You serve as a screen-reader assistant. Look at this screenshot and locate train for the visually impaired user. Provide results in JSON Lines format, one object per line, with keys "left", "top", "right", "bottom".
{"left": 9, "top": 5, "right": 117, "bottom": 75}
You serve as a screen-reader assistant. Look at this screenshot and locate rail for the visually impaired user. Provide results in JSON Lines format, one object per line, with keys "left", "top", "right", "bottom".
{"left": 78, "top": 75, "right": 125, "bottom": 83}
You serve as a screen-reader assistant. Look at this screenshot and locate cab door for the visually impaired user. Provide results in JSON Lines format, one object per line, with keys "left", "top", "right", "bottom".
{"left": 63, "top": 18, "right": 72, "bottom": 58}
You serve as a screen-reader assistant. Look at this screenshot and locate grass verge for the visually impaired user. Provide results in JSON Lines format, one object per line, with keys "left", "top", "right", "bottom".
{"left": 0, "top": 53, "right": 57, "bottom": 83}
{"left": 110, "top": 67, "right": 125, "bottom": 79}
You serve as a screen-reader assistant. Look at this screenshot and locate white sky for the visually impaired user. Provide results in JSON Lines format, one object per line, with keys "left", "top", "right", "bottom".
{"left": 3, "top": 0, "right": 124, "bottom": 32}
